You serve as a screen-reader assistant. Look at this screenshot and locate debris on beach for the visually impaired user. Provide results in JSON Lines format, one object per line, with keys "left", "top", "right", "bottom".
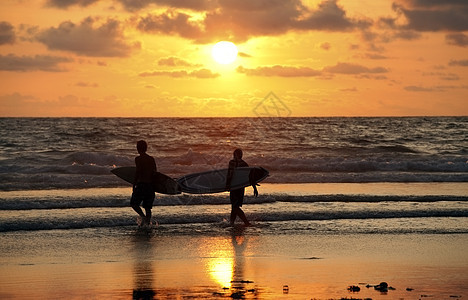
{"left": 374, "top": 281, "right": 388, "bottom": 291}
{"left": 347, "top": 285, "right": 361, "bottom": 292}
{"left": 231, "top": 280, "right": 254, "bottom": 284}
{"left": 283, "top": 285, "right": 289, "bottom": 294}
{"left": 230, "top": 291, "right": 244, "bottom": 299}
{"left": 216, "top": 279, "right": 257, "bottom": 299}
{"left": 364, "top": 281, "right": 396, "bottom": 292}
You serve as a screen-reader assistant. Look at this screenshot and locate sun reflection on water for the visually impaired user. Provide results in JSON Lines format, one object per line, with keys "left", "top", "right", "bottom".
{"left": 202, "top": 238, "right": 235, "bottom": 288}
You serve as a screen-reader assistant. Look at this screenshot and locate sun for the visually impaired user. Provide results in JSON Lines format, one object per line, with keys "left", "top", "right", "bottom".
{"left": 211, "top": 41, "right": 238, "bottom": 64}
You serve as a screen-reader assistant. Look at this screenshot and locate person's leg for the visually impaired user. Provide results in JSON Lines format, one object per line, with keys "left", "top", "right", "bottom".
{"left": 132, "top": 204, "right": 146, "bottom": 226}
{"left": 145, "top": 208, "right": 152, "bottom": 225}
{"left": 237, "top": 208, "right": 251, "bottom": 226}
{"left": 230, "top": 207, "right": 237, "bottom": 225}
{"left": 132, "top": 204, "right": 146, "bottom": 218}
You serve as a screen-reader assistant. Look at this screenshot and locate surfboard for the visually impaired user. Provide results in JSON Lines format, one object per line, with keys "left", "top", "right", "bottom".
{"left": 177, "top": 166, "right": 269, "bottom": 194}
{"left": 111, "top": 167, "right": 181, "bottom": 195}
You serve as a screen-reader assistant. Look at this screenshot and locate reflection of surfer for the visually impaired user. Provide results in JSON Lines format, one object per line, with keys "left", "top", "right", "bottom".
{"left": 131, "top": 140, "right": 157, "bottom": 226}
{"left": 226, "top": 149, "right": 258, "bottom": 226}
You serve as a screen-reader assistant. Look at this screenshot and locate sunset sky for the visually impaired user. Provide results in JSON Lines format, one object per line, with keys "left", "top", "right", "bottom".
{"left": 0, "top": 0, "right": 467, "bottom": 117}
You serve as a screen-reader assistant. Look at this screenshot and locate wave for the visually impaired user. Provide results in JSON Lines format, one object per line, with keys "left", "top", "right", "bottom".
{"left": 1, "top": 210, "right": 467, "bottom": 233}
{"left": 1, "top": 148, "right": 467, "bottom": 191}
{"left": 1, "top": 194, "right": 467, "bottom": 210}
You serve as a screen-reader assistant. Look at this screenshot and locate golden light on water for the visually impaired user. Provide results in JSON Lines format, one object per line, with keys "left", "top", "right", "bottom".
{"left": 208, "top": 257, "right": 234, "bottom": 288}
{"left": 202, "top": 238, "right": 234, "bottom": 288}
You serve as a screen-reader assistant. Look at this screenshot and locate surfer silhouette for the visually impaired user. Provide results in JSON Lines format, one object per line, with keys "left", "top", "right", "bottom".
{"left": 226, "top": 148, "right": 258, "bottom": 226}
{"left": 131, "top": 140, "right": 157, "bottom": 226}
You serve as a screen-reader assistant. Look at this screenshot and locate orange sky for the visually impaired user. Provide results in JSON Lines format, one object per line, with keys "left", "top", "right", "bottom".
{"left": 0, "top": 0, "right": 467, "bottom": 117}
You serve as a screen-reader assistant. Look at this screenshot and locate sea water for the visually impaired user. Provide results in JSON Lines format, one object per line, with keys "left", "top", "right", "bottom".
{"left": 0, "top": 117, "right": 467, "bottom": 234}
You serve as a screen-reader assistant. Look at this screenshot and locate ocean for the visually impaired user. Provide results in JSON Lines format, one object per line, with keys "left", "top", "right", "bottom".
{"left": 0, "top": 117, "right": 467, "bottom": 233}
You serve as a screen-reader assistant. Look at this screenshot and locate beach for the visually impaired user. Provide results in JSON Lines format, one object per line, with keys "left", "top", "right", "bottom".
{"left": 1, "top": 223, "right": 467, "bottom": 299}
{"left": 1, "top": 183, "right": 467, "bottom": 299}
{"left": 0, "top": 117, "right": 467, "bottom": 299}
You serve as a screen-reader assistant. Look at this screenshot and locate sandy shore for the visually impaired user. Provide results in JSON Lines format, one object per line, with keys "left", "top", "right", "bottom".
{"left": 1, "top": 226, "right": 467, "bottom": 299}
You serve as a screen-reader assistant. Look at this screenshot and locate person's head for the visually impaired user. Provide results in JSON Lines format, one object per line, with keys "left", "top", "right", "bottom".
{"left": 233, "top": 148, "right": 243, "bottom": 160}
{"left": 137, "top": 140, "right": 148, "bottom": 154}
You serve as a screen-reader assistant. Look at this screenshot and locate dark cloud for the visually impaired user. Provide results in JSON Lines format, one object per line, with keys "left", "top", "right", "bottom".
{"left": 0, "top": 54, "right": 72, "bottom": 72}
{"left": 37, "top": 17, "right": 140, "bottom": 57}
{"left": 392, "top": 1, "right": 468, "bottom": 32}
{"left": 237, "top": 65, "right": 321, "bottom": 77}
{"left": 323, "top": 62, "right": 389, "bottom": 74}
{"left": 448, "top": 59, "right": 468, "bottom": 66}
{"left": 137, "top": 11, "right": 204, "bottom": 41}
{"left": 46, "top": 0, "right": 99, "bottom": 8}
{"left": 296, "top": 0, "right": 371, "bottom": 31}
{"left": 136, "top": 0, "right": 372, "bottom": 43}
{"left": 397, "top": 0, "right": 467, "bottom": 8}
{"left": 202, "top": 0, "right": 306, "bottom": 42}
{"left": 139, "top": 68, "right": 219, "bottom": 78}
{"left": 446, "top": 33, "right": 468, "bottom": 47}
{"left": 0, "top": 22, "right": 15, "bottom": 45}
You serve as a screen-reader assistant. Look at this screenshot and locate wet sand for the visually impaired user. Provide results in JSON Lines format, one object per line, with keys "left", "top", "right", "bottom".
{"left": 1, "top": 227, "right": 467, "bottom": 299}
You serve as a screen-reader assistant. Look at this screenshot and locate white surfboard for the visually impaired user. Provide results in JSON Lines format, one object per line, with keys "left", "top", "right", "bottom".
{"left": 177, "top": 167, "right": 269, "bottom": 194}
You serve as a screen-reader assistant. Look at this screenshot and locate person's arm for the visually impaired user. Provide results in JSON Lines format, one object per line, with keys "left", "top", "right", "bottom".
{"left": 249, "top": 167, "right": 259, "bottom": 197}
{"left": 152, "top": 157, "right": 157, "bottom": 173}
{"left": 225, "top": 160, "right": 235, "bottom": 191}
{"left": 133, "top": 157, "right": 139, "bottom": 189}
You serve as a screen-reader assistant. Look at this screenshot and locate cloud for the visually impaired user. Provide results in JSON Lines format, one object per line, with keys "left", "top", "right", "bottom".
{"left": 158, "top": 56, "right": 201, "bottom": 67}
{"left": 392, "top": 1, "right": 468, "bottom": 32}
{"left": 403, "top": 84, "right": 467, "bottom": 92}
{"left": 75, "top": 81, "right": 99, "bottom": 87}
{"left": 116, "top": 0, "right": 214, "bottom": 11}
{"left": 237, "top": 65, "right": 322, "bottom": 77}
{"left": 236, "top": 62, "right": 390, "bottom": 77}
{"left": 404, "top": 85, "right": 437, "bottom": 92}
{"left": 323, "top": 62, "right": 389, "bottom": 74}
{"left": 45, "top": 0, "right": 99, "bottom": 8}
{"left": 423, "top": 71, "right": 460, "bottom": 81}
{"left": 0, "top": 54, "right": 72, "bottom": 72}
{"left": 136, "top": 11, "right": 204, "bottom": 41}
{"left": 136, "top": 0, "right": 372, "bottom": 43}
{"left": 37, "top": 17, "right": 140, "bottom": 57}
{"left": 448, "top": 59, "right": 468, "bottom": 66}
{"left": 320, "top": 42, "right": 331, "bottom": 50}
{"left": 238, "top": 52, "right": 251, "bottom": 58}
{"left": 0, "top": 22, "right": 15, "bottom": 45}
{"left": 139, "top": 68, "right": 219, "bottom": 78}
{"left": 296, "top": 0, "right": 371, "bottom": 31}
{"left": 446, "top": 33, "right": 468, "bottom": 47}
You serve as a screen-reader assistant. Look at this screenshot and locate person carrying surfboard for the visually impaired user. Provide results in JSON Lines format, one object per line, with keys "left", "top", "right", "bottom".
{"left": 226, "top": 148, "right": 258, "bottom": 226}
{"left": 131, "top": 140, "right": 157, "bottom": 227}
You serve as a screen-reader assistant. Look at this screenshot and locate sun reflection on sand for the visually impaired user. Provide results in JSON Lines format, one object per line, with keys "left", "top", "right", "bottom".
{"left": 208, "top": 256, "right": 234, "bottom": 288}
{"left": 203, "top": 238, "right": 234, "bottom": 288}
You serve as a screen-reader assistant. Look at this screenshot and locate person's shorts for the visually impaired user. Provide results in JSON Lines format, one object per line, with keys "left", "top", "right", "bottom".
{"left": 230, "top": 188, "right": 245, "bottom": 208}
{"left": 131, "top": 183, "right": 155, "bottom": 209}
